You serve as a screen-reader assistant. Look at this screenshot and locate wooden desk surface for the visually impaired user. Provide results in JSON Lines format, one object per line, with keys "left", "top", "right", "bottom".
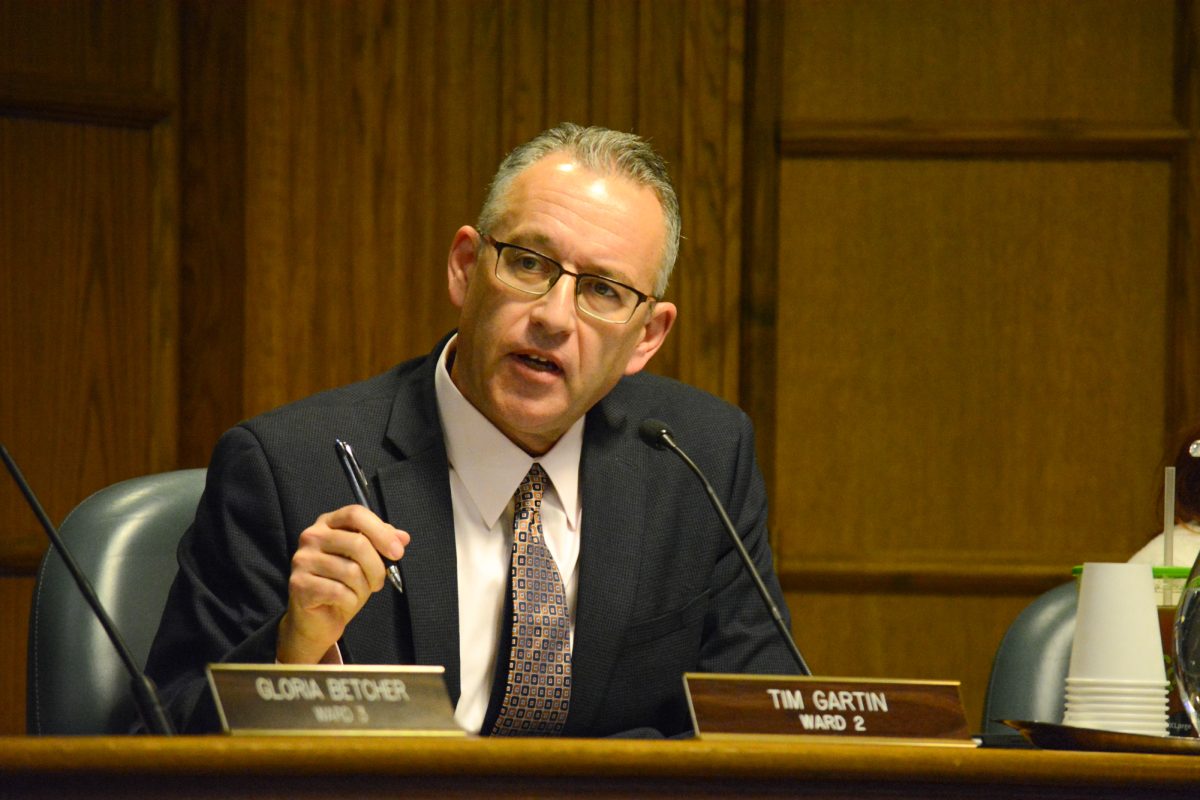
{"left": 1, "top": 735, "right": 1197, "bottom": 799}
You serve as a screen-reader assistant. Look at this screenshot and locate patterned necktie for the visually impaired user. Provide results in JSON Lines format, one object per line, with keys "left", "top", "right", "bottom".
{"left": 492, "top": 463, "right": 572, "bottom": 735}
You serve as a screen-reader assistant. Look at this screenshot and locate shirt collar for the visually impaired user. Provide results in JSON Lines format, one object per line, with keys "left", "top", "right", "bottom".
{"left": 434, "top": 335, "right": 583, "bottom": 529}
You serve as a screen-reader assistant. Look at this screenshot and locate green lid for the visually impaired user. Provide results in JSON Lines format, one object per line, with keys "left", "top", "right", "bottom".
{"left": 1070, "top": 564, "right": 1190, "bottom": 578}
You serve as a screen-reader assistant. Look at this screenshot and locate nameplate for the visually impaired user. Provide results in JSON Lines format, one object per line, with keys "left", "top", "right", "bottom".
{"left": 684, "top": 674, "right": 975, "bottom": 746}
{"left": 206, "top": 664, "right": 465, "bottom": 736}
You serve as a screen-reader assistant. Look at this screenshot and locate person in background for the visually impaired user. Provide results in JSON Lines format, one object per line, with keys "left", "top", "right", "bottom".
{"left": 1130, "top": 423, "right": 1200, "bottom": 569}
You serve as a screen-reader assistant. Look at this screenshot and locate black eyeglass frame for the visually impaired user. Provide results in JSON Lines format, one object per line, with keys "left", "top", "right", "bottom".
{"left": 479, "top": 231, "right": 658, "bottom": 324}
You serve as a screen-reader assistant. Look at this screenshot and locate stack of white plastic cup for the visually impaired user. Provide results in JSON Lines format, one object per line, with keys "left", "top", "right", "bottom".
{"left": 1063, "top": 562, "right": 1170, "bottom": 736}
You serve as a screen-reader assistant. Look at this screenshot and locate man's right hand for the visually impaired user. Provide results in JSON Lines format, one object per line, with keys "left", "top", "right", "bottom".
{"left": 276, "top": 505, "right": 410, "bottom": 663}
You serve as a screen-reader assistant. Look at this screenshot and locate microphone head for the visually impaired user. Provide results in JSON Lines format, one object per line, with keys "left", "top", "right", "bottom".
{"left": 638, "top": 418, "right": 673, "bottom": 450}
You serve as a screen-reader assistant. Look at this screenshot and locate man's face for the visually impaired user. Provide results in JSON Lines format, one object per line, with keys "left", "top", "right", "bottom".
{"left": 447, "top": 154, "right": 677, "bottom": 455}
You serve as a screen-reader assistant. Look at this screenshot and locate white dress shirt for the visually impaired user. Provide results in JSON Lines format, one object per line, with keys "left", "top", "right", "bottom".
{"left": 433, "top": 336, "right": 583, "bottom": 733}
{"left": 1129, "top": 522, "right": 1200, "bottom": 569}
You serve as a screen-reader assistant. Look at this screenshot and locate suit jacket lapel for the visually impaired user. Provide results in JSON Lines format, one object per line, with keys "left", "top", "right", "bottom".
{"left": 342, "top": 344, "right": 464, "bottom": 705}
{"left": 566, "top": 394, "right": 646, "bottom": 735}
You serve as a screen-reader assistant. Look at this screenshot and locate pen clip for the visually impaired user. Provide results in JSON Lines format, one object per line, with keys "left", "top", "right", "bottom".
{"left": 335, "top": 439, "right": 372, "bottom": 508}
{"left": 343, "top": 441, "right": 372, "bottom": 500}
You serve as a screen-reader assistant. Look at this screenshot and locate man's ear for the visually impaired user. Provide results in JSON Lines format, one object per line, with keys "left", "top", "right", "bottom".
{"left": 623, "top": 301, "right": 677, "bottom": 376}
{"left": 447, "top": 226, "right": 481, "bottom": 309}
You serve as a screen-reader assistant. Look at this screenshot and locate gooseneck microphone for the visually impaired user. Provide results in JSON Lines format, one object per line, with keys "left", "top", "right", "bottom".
{"left": 1, "top": 444, "right": 175, "bottom": 735}
{"left": 637, "top": 419, "right": 811, "bottom": 676}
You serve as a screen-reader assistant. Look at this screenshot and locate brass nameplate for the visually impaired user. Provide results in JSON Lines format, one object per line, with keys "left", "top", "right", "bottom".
{"left": 684, "top": 674, "right": 975, "bottom": 746}
{"left": 206, "top": 664, "right": 465, "bottom": 736}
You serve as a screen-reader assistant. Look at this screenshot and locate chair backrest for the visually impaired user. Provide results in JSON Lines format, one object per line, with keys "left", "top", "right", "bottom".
{"left": 26, "top": 469, "right": 205, "bottom": 734}
{"left": 980, "top": 582, "right": 1077, "bottom": 735}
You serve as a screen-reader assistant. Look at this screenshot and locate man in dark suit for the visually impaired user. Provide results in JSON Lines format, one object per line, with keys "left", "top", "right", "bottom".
{"left": 145, "top": 123, "right": 801, "bottom": 736}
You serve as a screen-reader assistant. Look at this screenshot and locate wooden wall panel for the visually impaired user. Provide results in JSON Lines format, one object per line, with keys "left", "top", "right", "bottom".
{"left": 742, "top": 0, "right": 783, "bottom": 505}
{"left": 178, "top": 0, "right": 245, "bottom": 469}
{"left": 0, "top": 0, "right": 165, "bottom": 86}
{"left": 782, "top": 0, "right": 1176, "bottom": 124}
{"left": 1171, "top": 1, "right": 1200, "bottom": 442}
{"left": 775, "top": 158, "right": 1171, "bottom": 567}
{"left": 0, "top": 118, "right": 176, "bottom": 530}
{"left": 0, "top": 578, "right": 34, "bottom": 735}
{"left": 0, "top": 0, "right": 179, "bottom": 559}
{"left": 673, "top": 0, "right": 744, "bottom": 396}
{"left": 240, "top": 0, "right": 499, "bottom": 417}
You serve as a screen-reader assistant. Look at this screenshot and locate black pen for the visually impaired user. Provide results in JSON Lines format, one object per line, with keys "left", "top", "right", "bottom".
{"left": 335, "top": 439, "right": 404, "bottom": 594}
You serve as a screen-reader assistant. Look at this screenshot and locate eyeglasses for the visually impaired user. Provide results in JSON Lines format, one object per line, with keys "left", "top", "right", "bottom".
{"left": 481, "top": 233, "right": 656, "bottom": 324}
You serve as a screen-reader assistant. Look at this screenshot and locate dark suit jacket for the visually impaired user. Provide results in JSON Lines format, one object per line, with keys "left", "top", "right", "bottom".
{"left": 145, "top": 336, "right": 800, "bottom": 735}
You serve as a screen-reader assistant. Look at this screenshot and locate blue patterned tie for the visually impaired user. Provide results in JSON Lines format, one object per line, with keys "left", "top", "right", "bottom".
{"left": 492, "top": 463, "right": 572, "bottom": 735}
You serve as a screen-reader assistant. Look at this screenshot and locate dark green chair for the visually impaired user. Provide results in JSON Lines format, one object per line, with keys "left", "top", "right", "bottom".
{"left": 26, "top": 469, "right": 205, "bottom": 734}
{"left": 980, "top": 582, "right": 1077, "bottom": 736}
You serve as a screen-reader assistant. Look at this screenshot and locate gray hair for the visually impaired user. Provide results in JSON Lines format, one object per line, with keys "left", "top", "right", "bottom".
{"left": 477, "top": 123, "right": 681, "bottom": 297}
